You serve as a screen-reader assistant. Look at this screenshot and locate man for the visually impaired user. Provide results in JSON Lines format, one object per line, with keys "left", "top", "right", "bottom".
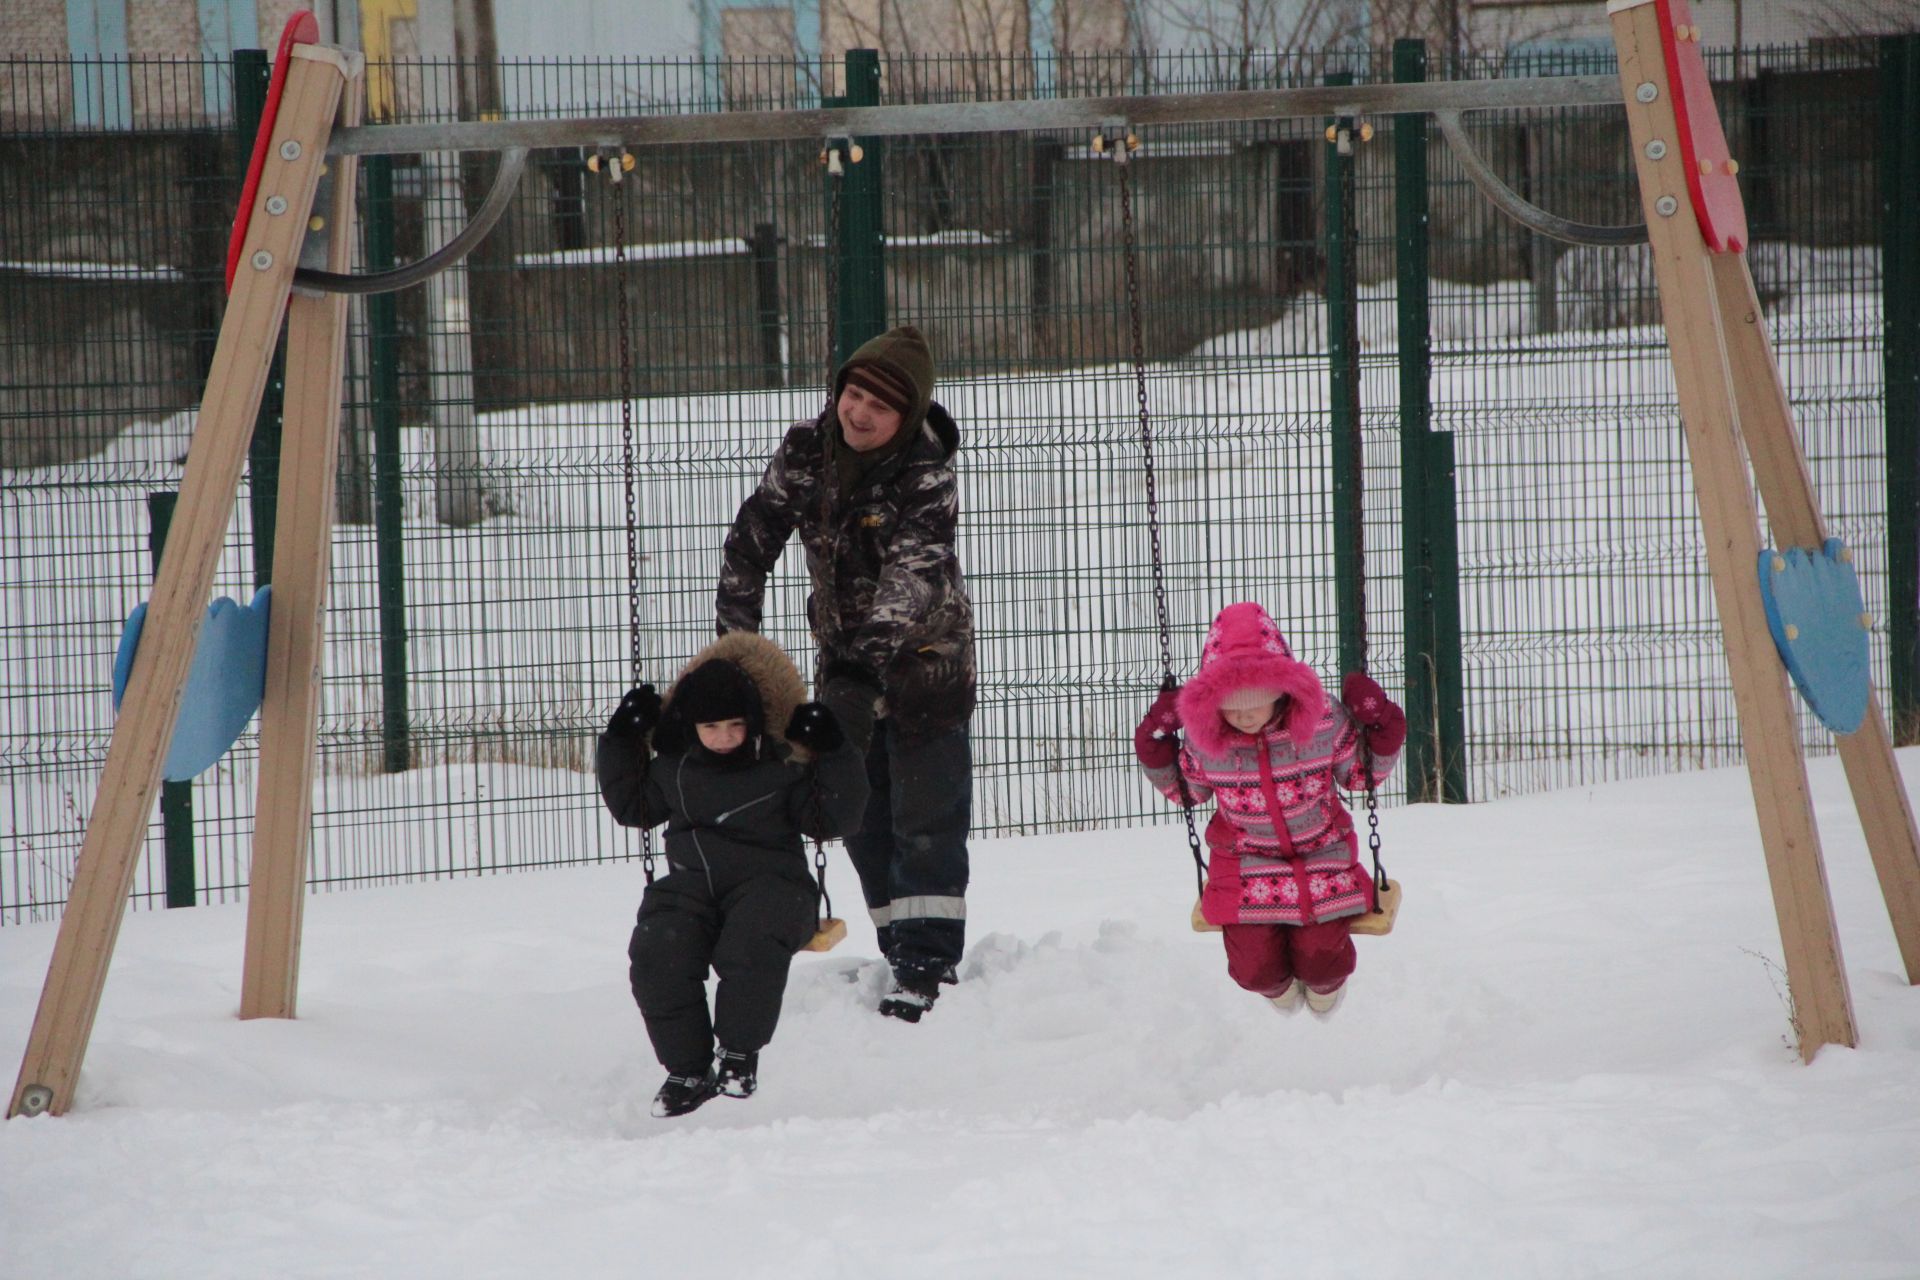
{"left": 716, "top": 324, "right": 975, "bottom": 1022}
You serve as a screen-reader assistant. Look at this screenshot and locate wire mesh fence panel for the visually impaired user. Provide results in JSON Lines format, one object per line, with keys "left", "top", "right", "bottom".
{"left": 0, "top": 44, "right": 1890, "bottom": 922}
{"left": 1429, "top": 45, "right": 1886, "bottom": 798}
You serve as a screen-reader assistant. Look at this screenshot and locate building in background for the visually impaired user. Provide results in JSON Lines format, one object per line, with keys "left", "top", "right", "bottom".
{"left": 4, "top": 0, "right": 1912, "bottom": 125}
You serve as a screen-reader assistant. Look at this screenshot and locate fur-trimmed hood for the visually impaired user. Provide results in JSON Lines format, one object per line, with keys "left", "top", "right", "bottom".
{"left": 650, "top": 631, "right": 810, "bottom": 760}
{"left": 1177, "top": 602, "right": 1328, "bottom": 756}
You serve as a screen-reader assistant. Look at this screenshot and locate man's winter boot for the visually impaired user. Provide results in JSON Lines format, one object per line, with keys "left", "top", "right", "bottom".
{"left": 651, "top": 1068, "right": 718, "bottom": 1118}
{"left": 1266, "top": 979, "right": 1305, "bottom": 1014}
{"left": 878, "top": 970, "right": 941, "bottom": 1022}
{"left": 714, "top": 1047, "right": 758, "bottom": 1099}
{"left": 1305, "top": 981, "right": 1346, "bottom": 1018}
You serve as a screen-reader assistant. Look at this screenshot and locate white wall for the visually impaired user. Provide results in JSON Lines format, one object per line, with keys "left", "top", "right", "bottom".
{"left": 492, "top": 0, "right": 700, "bottom": 61}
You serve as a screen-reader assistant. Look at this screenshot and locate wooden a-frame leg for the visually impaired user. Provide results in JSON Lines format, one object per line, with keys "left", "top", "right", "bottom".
{"left": 1614, "top": 1, "right": 1856, "bottom": 1059}
{"left": 1710, "top": 252, "right": 1920, "bottom": 984}
{"left": 6, "top": 47, "right": 352, "bottom": 1119}
{"left": 240, "top": 62, "right": 365, "bottom": 1022}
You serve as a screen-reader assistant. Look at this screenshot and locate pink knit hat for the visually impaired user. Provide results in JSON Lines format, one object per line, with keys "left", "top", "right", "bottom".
{"left": 1177, "top": 602, "right": 1328, "bottom": 754}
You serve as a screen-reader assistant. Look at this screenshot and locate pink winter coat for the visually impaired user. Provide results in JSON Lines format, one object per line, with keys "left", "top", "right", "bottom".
{"left": 1139, "top": 602, "right": 1401, "bottom": 927}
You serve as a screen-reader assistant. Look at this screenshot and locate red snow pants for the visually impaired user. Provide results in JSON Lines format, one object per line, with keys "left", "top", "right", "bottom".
{"left": 1222, "top": 919, "right": 1355, "bottom": 996}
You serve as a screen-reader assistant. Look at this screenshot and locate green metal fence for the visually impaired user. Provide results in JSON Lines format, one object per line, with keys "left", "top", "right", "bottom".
{"left": 0, "top": 40, "right": 1904, "bottom": 923}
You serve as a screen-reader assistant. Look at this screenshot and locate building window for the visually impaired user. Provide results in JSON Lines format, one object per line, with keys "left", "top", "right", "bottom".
{"left": 199, "top": 0, "right": 262, "bottom": 117}
{"left": 67, "top": 0, "right": 131, "bottom": 128}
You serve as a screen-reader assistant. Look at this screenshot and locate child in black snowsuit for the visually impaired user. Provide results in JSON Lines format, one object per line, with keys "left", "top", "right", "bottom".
{"left": 596, "top": 632, "right": 871, "bottom": 1118}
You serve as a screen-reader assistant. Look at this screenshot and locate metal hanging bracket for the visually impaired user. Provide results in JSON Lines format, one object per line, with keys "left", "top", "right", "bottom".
{"left": 822, "top": 135, "right": 864, "bottom": 176}
{"left": 587, "top": 149, "right": 634, "bottom": 182}
{"left": 1090, "top": 119, "right": 1140, "bottom": 163}
{"left": 1325, "top": 115, "right": 1375, "bottom": 155}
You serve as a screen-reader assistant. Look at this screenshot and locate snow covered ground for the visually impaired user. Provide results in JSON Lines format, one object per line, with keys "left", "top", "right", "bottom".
{"left": 4, "top": 748, "right": 1919, "bottom": 1279}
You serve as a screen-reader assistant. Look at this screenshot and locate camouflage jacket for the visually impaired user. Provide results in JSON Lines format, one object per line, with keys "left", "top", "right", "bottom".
{"left": 717, "top": 403, "right": 976, "bottom": 738}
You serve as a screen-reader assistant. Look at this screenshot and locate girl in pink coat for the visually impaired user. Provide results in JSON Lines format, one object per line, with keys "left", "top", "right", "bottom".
{"left": 1134, "top": 601, "right": 1406, "bottom": 1016}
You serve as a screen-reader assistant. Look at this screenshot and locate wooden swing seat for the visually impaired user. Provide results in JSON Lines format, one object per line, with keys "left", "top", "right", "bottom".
{"left": 1190, "top": 879, "right": 1401, "bottom": 937}
{"left": 802, "top": 917, "right": 848, "bottom": 952}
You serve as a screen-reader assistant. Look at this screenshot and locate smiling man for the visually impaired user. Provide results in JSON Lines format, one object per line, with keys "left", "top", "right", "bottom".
{"left": 716, "top": 324, "right": 976, "bottom": 1022}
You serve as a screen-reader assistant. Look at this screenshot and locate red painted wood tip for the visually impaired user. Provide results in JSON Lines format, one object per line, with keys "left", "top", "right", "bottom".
{"left": 224, "top": 11, "right": 322, "bottom": 292}
{"left": 1653, "top": 0, "right": 1748, "bottom": 253}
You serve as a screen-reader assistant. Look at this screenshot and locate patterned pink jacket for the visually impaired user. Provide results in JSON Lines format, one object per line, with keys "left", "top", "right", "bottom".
{"left": 1138, "top": 602, "right": 1401, "bottom": 926}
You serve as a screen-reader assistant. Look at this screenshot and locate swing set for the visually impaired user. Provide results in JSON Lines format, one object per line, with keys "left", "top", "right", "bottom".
{"left": 13, "top": 0, "right": 1920, "bottom": 1119}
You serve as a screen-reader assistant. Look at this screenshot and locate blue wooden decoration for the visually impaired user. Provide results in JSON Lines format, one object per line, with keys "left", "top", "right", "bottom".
{"left": 1757, "top": 539, "right": 1870, "bottom": 735}
{"left": 112, "top": 586, "right": 273, "bottom": 781}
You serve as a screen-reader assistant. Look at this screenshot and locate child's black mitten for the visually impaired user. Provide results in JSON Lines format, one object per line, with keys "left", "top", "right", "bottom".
{"left": 784, "top": 701, "right": 844, "bottom": 753}
{"left": 606, "top": 684, "right": 662, "bottom": 739}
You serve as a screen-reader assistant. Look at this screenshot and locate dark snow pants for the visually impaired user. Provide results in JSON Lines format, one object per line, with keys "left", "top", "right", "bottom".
{"left": 628, "top": 856, "right": 818, "bottom": 1076}
{"left": 844, "top": 718, "right": 971, "bottom": 981}
{"left": 1222, "top": 919, "right": 1356, "bottom": 996}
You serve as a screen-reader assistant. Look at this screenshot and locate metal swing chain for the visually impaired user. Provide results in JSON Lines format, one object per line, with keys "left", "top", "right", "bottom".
{"left": 823, "top": 144, "right": 845, "bottom": 407}
{"left": 1355, "top": 564, "right": 1388, "bottom": 899}
{"left": 1114, "top": 141, "right": 1206, "bottom": 899}
{"left": 610, "top": 168, "right": 641, "bottom": 687}
{"left": 1332, "top": 118, "right": 1387, "bottom": 903}
{"left": 603, "top": 150, "right": 655, "bottom": 886}
{"left": 800, "top": 143, "right": 849, "bottom": 931}
{"left": 813, "top": 839, "right": 834, "bottom": 925}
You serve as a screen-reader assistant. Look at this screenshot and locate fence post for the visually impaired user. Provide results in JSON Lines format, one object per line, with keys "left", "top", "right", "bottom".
{"left": 1423, "top": 430, "right": 1466, "bottom": 799}
{"left": 1884, "top": 34, "right": 1920, "bottom": 744}
{"left": 146, "top": 491, "right": 195, "bottom": 907}
{"left": 750, "top": 221, "right": 784, "bottom": 387}
{"left": 365, "top": 155, "right": 411, "bottom": 772}
{"left": 833, "top": 48, "right": 886, "bottom": 365}
{"left": 1394, "top": 44, "right": 1433, "bottom": 796}
{"left": 1325, "top": 73, "right": 1365, "bottom": 679}
{"left": 234, "top": 48, "right": 285, "bottom": 592}
{"left": 1394, "top": 38, "right": 1468, "bottom": 802}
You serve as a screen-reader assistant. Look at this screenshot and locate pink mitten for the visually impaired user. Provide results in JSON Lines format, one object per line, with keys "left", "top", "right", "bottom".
{"left": 1133, "top": 686, "right": 1183, "bottom": 768}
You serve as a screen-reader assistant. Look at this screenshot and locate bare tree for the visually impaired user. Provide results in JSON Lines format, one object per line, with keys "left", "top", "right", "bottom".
{"left": 1121, "top": 0, "right": 1453, "bottom": 85}
{"left": 1791, "top": 0, "right": 1920, "bottom": 42}
{"left": 1134, "top": 0, "right": 1351, "bottom": 74}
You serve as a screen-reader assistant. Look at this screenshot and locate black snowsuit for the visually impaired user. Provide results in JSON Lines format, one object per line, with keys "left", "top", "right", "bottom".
{"left": 596, "top": 636, "right": 869, "bottom": 1077}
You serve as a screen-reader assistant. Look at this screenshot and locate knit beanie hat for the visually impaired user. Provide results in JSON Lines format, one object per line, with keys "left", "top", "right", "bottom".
{"left": 1220, "top": 685, "right": 1284, "bottom": 712}
{"left": 834, "top": 324, "right": 935, "bottom": 434}
{"left": 1177, "top": 602, "right": 1328, "bottom": 755}
{"left": 843, "top": 363, "right": 915, "bottom": 417}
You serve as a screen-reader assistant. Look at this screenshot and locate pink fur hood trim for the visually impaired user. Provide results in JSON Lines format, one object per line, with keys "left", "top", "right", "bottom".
{"left": 1177, "top": 601, "right": 1328, "bottom": 756}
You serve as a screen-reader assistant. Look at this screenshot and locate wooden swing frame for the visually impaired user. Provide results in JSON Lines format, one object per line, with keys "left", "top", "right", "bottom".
{"left": 12, "top": 2, "right": 1920, "bottom": 1118}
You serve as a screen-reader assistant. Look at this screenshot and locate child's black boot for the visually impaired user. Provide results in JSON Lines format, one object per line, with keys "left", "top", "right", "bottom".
{"left": 651, "top": 1068, "right": 718, "bottom": 1118}
{"left": 714, "top": 1047, "right": 758, "bottom": 1099}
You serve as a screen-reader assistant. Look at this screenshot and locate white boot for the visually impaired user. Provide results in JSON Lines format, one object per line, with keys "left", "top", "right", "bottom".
{"left": 1305, "top": 982, "right": 1346, "bottom": 1018}
{"left": 1267, "top": 979, "right": 1305, "bottom": 1014}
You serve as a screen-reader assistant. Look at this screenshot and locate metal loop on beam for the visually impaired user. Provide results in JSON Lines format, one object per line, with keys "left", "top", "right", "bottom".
{"left": 1433, "top": 111, "right": 1647, "bottom": 248}
{"left": 293, "top": 147, "right": 529, "bottom": 295}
